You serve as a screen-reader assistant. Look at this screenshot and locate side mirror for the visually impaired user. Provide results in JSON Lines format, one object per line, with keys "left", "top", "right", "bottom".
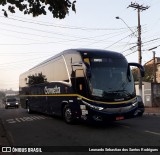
{"left": 129, "top": 63, "right": 145, "bottom": 77}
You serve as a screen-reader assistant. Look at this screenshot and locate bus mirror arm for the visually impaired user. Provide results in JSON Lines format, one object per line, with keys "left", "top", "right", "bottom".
{"left": 129, "top": 63, "right": 145, "bottom": 77}
{"left": 84, "top": 62, "right": 91, "bottom": 79}
{"left": 86, "top": 69, "right": 91, "bottom": 79}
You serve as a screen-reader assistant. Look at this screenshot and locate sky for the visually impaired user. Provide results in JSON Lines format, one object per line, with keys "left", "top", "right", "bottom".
{"left": 0, "top": 0, "right": 160, "bottom": 90}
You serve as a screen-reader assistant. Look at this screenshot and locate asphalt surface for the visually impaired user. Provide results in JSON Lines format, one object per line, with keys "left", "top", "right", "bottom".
{"left": 0, "top": 101, "right": 13, "bottom": 155}
{"left": 0, "top": 100, "right": 160, "bottom": 155}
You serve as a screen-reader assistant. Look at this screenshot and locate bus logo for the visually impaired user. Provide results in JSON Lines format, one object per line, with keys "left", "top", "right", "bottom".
{"left": 44, "top": 86, "right": 60, "bottom": 94}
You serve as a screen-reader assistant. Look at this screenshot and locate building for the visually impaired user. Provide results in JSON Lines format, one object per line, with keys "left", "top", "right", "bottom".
{"left": 144, "top": 57, "right": 160, "bottom": 83}
{"left": 134, "top": 57, "right": 160, "bottom": 107}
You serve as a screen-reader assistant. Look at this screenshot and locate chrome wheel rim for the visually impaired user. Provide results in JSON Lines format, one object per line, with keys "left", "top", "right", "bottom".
{"left": 65, "top": 108, "right": 72, "bottom": 122}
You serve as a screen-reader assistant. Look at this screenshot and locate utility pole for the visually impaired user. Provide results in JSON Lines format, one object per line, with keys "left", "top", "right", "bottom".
{"left": 128, "top": 2, "right": 149, "bottom": 97}
{"left": 153, "top": 51, "right": 156, "bottom": 83}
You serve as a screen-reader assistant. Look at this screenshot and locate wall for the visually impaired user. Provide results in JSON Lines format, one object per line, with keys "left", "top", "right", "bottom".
{"left": 135, "top": 82, "right": 152, "bottom": 107}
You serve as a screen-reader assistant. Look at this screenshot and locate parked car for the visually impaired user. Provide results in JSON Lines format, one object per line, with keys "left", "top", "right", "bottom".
{"left": 136, "top": 95, "right": 145, "bottom": 116}
{"left": 4, "top": 97, "right": 19, "bottom": 109}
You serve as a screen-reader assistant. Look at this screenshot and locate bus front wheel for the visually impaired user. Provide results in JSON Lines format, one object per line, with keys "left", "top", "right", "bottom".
{"left": 63, "top": 105, "right": 75, "bottom": 124}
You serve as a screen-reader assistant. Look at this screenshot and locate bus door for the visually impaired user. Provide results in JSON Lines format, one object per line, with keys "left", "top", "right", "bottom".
{"left": 75, "top": 69, "right": 88, "bottom": 97}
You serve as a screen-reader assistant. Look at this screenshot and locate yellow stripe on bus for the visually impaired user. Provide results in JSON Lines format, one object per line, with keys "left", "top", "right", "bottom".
{"left": 20, "top": 94, "right": 136, "bottom": 105}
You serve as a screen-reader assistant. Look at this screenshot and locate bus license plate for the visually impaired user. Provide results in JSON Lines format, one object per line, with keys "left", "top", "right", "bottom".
{"left": 116, "top": 116, "right": 124, "bottom": 121}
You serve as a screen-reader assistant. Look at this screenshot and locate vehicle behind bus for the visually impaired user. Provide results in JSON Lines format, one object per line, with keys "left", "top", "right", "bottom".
{"left": 4, "top": 97, "right": 19, "bottom": 109}
{"left": 19, "top": 49, "right": 144, "bottom": 124}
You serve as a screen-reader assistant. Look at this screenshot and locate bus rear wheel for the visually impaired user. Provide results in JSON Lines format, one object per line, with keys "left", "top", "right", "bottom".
{"left": 27, "top": 104, "right": 33, "bottom": 114}
{"left": 63, "top": 105, "right": 75, "bottom": 124}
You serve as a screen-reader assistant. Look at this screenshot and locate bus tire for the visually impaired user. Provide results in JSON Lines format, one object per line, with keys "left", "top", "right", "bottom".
{"left": 27, "top": 104, "right": 33, "bottom": 114}
{"left": 63, "top": 104, "right": 75, "bottom": 124}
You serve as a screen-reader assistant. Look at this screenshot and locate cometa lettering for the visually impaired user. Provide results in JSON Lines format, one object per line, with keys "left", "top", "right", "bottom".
{"left": 44, "top": 86, "right": 60, "bottom": 94}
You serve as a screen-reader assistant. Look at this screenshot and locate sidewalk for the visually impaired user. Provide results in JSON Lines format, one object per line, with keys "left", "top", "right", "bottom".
{"left": 0, "top": 118, "right": 11, "bottom": 147}
{"left": 144, "top": 107, "right": 160, "bottom": 116}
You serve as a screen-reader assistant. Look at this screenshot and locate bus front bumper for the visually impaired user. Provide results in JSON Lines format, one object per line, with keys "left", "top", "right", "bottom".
{"left": 80, "top": 104, "right": 139, "bottom": 122}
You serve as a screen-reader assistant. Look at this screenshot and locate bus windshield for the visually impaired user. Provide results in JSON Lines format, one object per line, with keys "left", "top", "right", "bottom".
{"left": 88, "top": 58, "right": 135, "bottom": 100}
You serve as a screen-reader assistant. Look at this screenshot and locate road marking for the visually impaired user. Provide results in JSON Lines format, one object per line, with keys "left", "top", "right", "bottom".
{"left": 120, "top": 125, "right": 130, "bottom": 128}
{"left": 145, "top": 130, "right": 160, "bottom": 136}
{"left": 15, "top": 118, "right": 21, "bottom": 122}
{"left": 6, "top": 115, "right": 48, "bottom": 124}
{"left": 6, "top": 119, "right": 16, "bottom": 124}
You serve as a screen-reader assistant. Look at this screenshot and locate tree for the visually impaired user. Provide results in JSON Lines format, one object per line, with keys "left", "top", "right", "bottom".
{"left": 27, "top": 73, "right": 47, "bottom": 86}
{"left": 132, "top": 67, "right": 139, "bottom": 81}
{"left": 0, "top": 91, "right": 5, "bottom": 99}
{"left": 132, "top": 64, "right": 154, "bottom": 82}
{"left": 143, "top": 64, "right": 154, "bottom": 82}
{"left": 0, "top": 0, "right": 76, "bottom": 19}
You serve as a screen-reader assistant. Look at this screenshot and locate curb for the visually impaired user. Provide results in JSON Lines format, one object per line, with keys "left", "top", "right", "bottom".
{"left": 144, "top": 112, "right": 160, "bottom": 116}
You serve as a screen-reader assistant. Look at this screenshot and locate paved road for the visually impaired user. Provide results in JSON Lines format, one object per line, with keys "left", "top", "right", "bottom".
{"left": 0, "top": 102, "right": 160, "bottom": 155}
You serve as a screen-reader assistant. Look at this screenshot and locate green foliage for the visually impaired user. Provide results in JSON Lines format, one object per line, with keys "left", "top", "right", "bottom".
{"left": 27, "top": 73, "right": 47, "bottom": 86}
{"left": 132, "top": 64, "right": 154, "bottom": 82}
{"left": 143, "top": 64, "right": 154, "bottom": 82}
{"left": 0, "top": 0, "right": 76, "bottom": 19}
{"left": 132, "top": 67, "right": 139, "bottom": 81}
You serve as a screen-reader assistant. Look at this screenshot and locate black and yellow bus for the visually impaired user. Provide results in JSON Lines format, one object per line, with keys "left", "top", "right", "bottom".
{"left": 19, "top": 49, "right": 144, "bottom": 123}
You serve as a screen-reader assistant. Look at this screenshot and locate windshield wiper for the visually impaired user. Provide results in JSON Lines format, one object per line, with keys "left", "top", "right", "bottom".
{"left": 106, "top": 90, "right": 127, "bottom": 93}
{"left": 103, "top": 90, "right": 131, "bottom": 98}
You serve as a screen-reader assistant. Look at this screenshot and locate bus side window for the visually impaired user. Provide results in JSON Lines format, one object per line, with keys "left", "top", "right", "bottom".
{"left": 64, "top": 52, "right": 82, "bottom": 77}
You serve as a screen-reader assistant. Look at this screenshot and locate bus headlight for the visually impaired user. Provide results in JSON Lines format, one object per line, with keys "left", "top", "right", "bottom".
{"left": 82, "top": 100, "right": 104, "bottom": 111}
{"left": 91, "top": 105, "right": 104, "bottom": 111}
{"left": 131, "top": 98, "right": 138, "bottom": 107}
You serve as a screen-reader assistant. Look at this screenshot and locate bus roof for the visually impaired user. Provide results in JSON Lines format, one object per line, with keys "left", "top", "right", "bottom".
{"left": 64, "top": 48, "right": 124, "bottom": 58}
{"left": 25, "top": 48, "right": 125, "bottom": 73}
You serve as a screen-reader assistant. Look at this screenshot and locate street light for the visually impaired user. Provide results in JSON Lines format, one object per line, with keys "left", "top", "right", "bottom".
{"left": 116, "top": 16, "right": 142, "bottom": 97}
{"left": 115, "top": 16, "right": 137, "bottom": 37}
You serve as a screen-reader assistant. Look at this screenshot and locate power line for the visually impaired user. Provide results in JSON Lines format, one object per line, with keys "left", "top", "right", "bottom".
{"left": 0, "top": 15, "right": 129, "bottom": 31}
{"left": 143, "top": 37, "right": 160, "bottom": 44}
{"left": 103, "top": 32, "right": 136, "bottom": 49}
{"left": 143, "top": 44, "right": 160, "bottom": 52}
{"left": 0, "top": 26, "right": 135, "bottom": 46}
{"left": 124, "top": 50, "right": 137, "bottom": 57}
{"left": 121, "top": 45, "right": 137, "bottom": 54}
{"left": 84, "top": 29, "right": 132, "bottom": 47}
{"left": 0, "top": 14, "right": 141, "bottom": 49}
{"left": 0, "top": 22, "right": 135, "bottom": 46}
